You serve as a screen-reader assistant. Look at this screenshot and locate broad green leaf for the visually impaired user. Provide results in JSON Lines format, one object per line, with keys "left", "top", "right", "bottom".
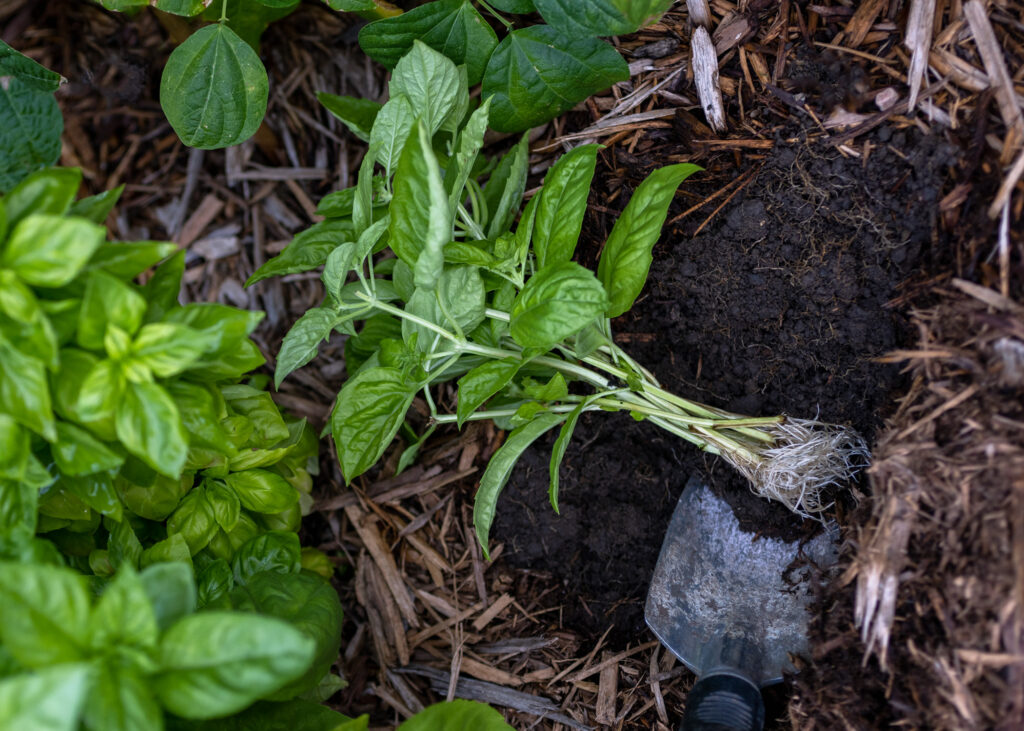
{"left": 482, "top": 25, "right": 628, "bottom": 133}
{"left": 220, "top": 384, "right": 290, "bottom": 446}
{"left": 116, "top": 382, "right": 187, "bottom": 478}
{"left": 69, "top": 184, "right": 124, "bottom": 224}
{"left": 230, "top": 531, "right": 301, "bottom": 584}
{"left": 82, "top": 661, "right": 162, "bottom": 731}
{"left": 534, "top": 0, "right": 634, "bottom": 35}
{"left": 143, "top": 250, "right": 185, "bottom": 322}
{"left": 331, "top": 366, "right": 416, "bottom": 483}
{"left": 139, "top": 562, "right": 197, "bottom": 631}
{"left": 165, "top": 381, "right": 232, "bottom": 457}
{"left": 222, "top": 469, "right": 298, "bottom": 514}
{"left": 207, "top": 512, "right": 261, "bottom": 562}
{"left": 167, "top": 488, "right": 218, "bottom": 554}
{"left": 611, "top": 0, "right": 675, "bottom": 30}
{"left": 0, "top": 339, "right": 55, "bottom": 440}
{"left": 398, "top": 700, "right": 514, "bottom": 730}
{"left": 456, "top": 358, "right": 523, "bottom": 428}
{"left": 360, "top": 2, "right": 497, "bottom": 85}
{"left": 203, "top": 0, "right": 301, "bottom": 49}
{"left": 247, "top": 219, "right": 353, "bottom": 285}
{"left": 155, "top": 612, "right": 315, "bottom": 719}
{"left": 0, "top": 664, "right": 90, "bottom": 731}
{"left": 0, "top": 78, "right": 63, "bottom": 193}
{"left": 275, "top": 307, "right": 342, "bottom": 387}
{"left": 90, "top": 566, "right": 159, "bottom": 651}
{"left": 162, "top": 304, "right": 265, "bottom": 381}
{"left": 141, "top": 532, "right": 193, "bottom": 569}
{"left": 60, "top": 472, "right": 123, "bottom": 520}
{"left": 76, "top": 358, "right": 125, "bottom": 424}
{"left": 196, "top": 559, "right": 233, "bottom": 609}
{"left": 0, "top": 39, "right": 63, "bottom": 91}
{"left": 118, "top": 473, "right": 190, "bottom": 523}
{"left": 1, "top": 214, "right": 104, "bottom": 287}
{"left": 206, "top": 479, "right": 241, "bottom": 532}
{"left": 87, "top": 240, "right": 177, "bottom": 279}
{"left": 0, "top": 562, "right": 90, "bottom": 667}
{"left": 317, "top": 92, "right": 381, "bottom": 142}
{"left": 107, "top": 514, "right": 144, "bottom": 570}
{"left": 521, "top": 372, "right": 567, "bottom": 401}
{"left": 130, "top": 322, "right": 212, "bottom": 377}
{"left": 389, "top": 121, "right": 451, "bottom": 283}
{"left": 445, "top": 98, "right": 491, "bottom": 214}
{"left": 597, "top": 163, "right": 701, "bottom": 317}
{"left": 53, "top": 422, "right": 124, "bottom": 476}
{"left": 230, "top": 571, "right": 343, "bottom": 700}
{"left": 166, "top": 699, "right": 363, "bottom": 731}
{"left": 473, "top": 412, "right": 564, "bottom": 558}
{"left": 160, "top": 24, "right": 269, "bottom": 149}
{"left": 388, "top": 41, "right": 461, "bottom": 136}
{"left": 402, "top": 265, "right": 486, "bottom": 351}
{"left": 344, "top": 314, "right": 402, "bottom": 376}
{"left": 1, "top": 166, "right": 80, "bottom": 227}
{"left": 533, "top": 144, "right": 599, "bottom": 268}
{"left": 484, "top": 133, "right": 529, "bottom": 239}
{"left": 487, "top": 0, "right": 535, "bottom": 11}
{"left": 77, "top": 270, "right": 148, "bottom": 351}
{"left": 510, "top": 262, "right": 609, "bottom": 349}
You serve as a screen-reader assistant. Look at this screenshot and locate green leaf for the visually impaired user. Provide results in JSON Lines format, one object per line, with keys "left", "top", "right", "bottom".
{"left": 90, "top": 566, "right": 159, "bottom": 651}
{"left": 402, "top": 265, "right": 486, "bottom": 350}
{"left": 533, "top": 144, "right": 599, "bottom": 268}
{"left": 68, "top": 184, "right": 124, "bottom": 224}
{"left": 331, "top": 366, "right": 416, "bottom": 483}
{"left": 365, "top": 97, "right": 412, "bottom": 182}
{"left": 130, "top": 322, "right": 212, "bottom": 378}
{"left": 196, "top": 559, "right": 233, "bottom": 609}
{"left": 456, "top": 358, "right": 523, "bottom": 428}
{"left": 222, "top": 469, "right": 298, "bottom": 514}
{"left": 230, "top": 571, "right": 344, "bottom": 700}
{"left": 167, "top": 699, "right": 363, "bottom": 731}
{"left": 521, "top": 372, "right": 568, "bottom": 401}
{"left": 143, "top": 250, "right": 185, "bottom": 322}
{"left": 398, "top": 700, "right": 515, "bottom": 731}
{"left": 87, "top": 240, "right": 177, "bottom": 279}
{"left": 160, "top": 24, "right": 269, "bottom": 149}
{"left": 389, "top": 121, "right": 451, "bottom": 283}
{"left": 231, "top": 531, "right": 301, "bottom": 585}
{"left": 155, "top": 612, "right": 315, "bottom": 719}
{"left": 473, "top": 412, "right": 564, "bottom": 557}
{"left": 360, "top": 2, "right": 497, "bottom": 85}
{"left": 107, "top": 514, "right": 144, "bottom": 570}
{"left": 118, "top": 473, "right": 190, "bottom": 523}
{"left": 1, "top": 214, "right": 104, "bottom": 287}
{"left": 0, "top": 39, "right": 63, "bottom": 91}
{"left": 548, "top": 399, "right": 588, "bottom": 512}
{"left": 168, "top": 487, "right": 218, "bottom": 554}
{"left": 487, "top": 0, "right": 535, "bottom": 11}
{"left": 247, "top": 219, "right": 353, "bottom": 285}
{"left": 0, "top": 562, "right": 90, "bottom": 667}
{"left": 0, "top": 664, "right": 90, "bottom": 731}
{"left": 220, "top": 384, "right": 290, "bottom": 446}
{"left": 141, "top": 532, "right": 193, "bottom": 569}
{"left": 60, "top": 472, "right": 123, "bottom": 520}
{"left": 344, "top": 314, "right": 402, "bottom": 376}
{"left": 0, "top": 77, "right": 63, "bottom": 193}
{"left": 2, "top": 166, "right": 80, "bottom": 228}
{"left": 388, "top": 41, "right": 461, "bottom": 136}
{"left": 481, "top": 25, "right": 629, "bottom": 133}
{"left": 206, "top": 479, "right": 241, "bottom": 532}
{"left": 316, "top": 92, "right": 381, "bottom": 142}
{"left": 139, "top": 562, "right": 197, "bottom": 632}
{"left": 510, "top": 261, "right": 608, "bottom": 349}
{"left": 275, "top": 307, "right": 341, "bottom": 388}
{"left": 116, "top": 381, "right": 188, "bottom": 478}
{"left": 0, "top": 339, "right": 55, "bottom": 440}
{"left": 445, "top": 98, "right": 491, "bottom": 214}
{"left": 82, "top": 661, "right": 163, "bottom": 731}
{"left": 534, "top": 0, "right": 634, "bottom": 35}
{"left": 76, "top": 358, "right": 125, "bottom": 424}
{"left": 77, "top": 270, "right": 148, "bottom": 350}
{"left": 52, "top": 422, "right": 124, "bottom": 476}
{"left": 597, "top": 163, "right": 700, "bottom": 317}
{"left": 610, "top": 0, "right": 674, "bottom": 30}
{"left": 484, "top": 133, "right": 529, "bottom": 239}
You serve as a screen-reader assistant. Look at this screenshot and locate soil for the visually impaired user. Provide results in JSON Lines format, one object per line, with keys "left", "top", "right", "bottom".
{"left": 493, "top": 127, "right": 957, "bottom": 646}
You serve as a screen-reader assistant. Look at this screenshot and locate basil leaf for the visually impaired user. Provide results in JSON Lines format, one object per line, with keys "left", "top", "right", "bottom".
{"left": 597, "top": 163, "right": 701, "bottom": 317}
{"left": 0, "top": 339, "right": 55, "bottom": 440}
{"left": 77, "top": 270, "right": 148, "bottom": 350}
{"left": 534, "top": 0, "right": 634, "bottom": 35}
{"left": 143, "top": 250, "right": 185, "bottom": 322}
{"left": 1, "top": 214, "right": 104, "bottom": 288}
{"left": 119, "top": 473, "right": 190, "bottom": 523}
{"left": 445, "top": 98, "right": 491, "bottom": 214}
{"left": 82, "top": 661, "right": 162, "bottom": 731}
{"left": 196, "top": 558, "right": 234, "bottom": 609}
{"left": 130, "top": 322, "right": 213, "bottom": 378}
{"left": 141, "top": 532, "right": 193, "bottom": 569}
{"left": 52, "top": 422, "right": 124, "bottom": 476}
{"left": 167, "top": 486, "right": 219, "bottom": 554}
{"left": 76, "top": 358, "right": 125, "bottom": 425}
{"left": 510, "top": 262, "right": 609, "bottom": 349}
{"left": 247, "top": 219, "right": 353, "bottom": 285}
{"left": 231, "top": 531, "right": 301, "bottom": 584}
{"left": 160, "top": 24, "right": 269, "bottom": 149}
{"left": 402, "top": 265, "right": 486, "bottom": 350}
{"left": 107, "top": 514, "right": 144, "bottom": 570}
{"left": 86, "top": 240, "right": 177, "bottom": 279}
{"left": 155, "top": 612, "right": 315, "bottom": 719}
{"left": 68, "top": 184, "right": 124, "bottom": 224}
{"left": 60, "top": 472, "right": 123, "bottom": 520}
{"left": 388, "top": 41, "right": 461, "bottom": 137}
{"left": 220, "top": 384, "right": 290, "bottom": 446}
{"left": 0, "top": 664, "right": 90, "bottom": 731}
{"left": 533, "top": 144, "right": 599, "bottom": 268}
{"left": 275, "top": 307, "right": 342, "bottom": 388}
{"left": 398, "top": 700, "right": 514, "bottom": 731}
{"left": 222, "top": 469, "right": 298, "bottom": 514}
{"left": 482, "top": 25, "right": 629, "bottom": 133}
{"left": 116, "top": 381, "right": 188, "bottom": 478}
{"left": 483, "top": 133, "right": 529, "bottom": 239}
{"left": 207, "top": 478, "right": 241, "bottom": 532}
{"left": 2, "top": 167, "right": 80, "bottom": 227}
{"left": 166, "top": 381, "right": 233, "bottom": 457}
{"left": 331, "top": 366, "right": 416, "bottom": 483}
{"left": 317, "top": 92, "right": 381, "bottom": 142}
{"left": 0, "top": 562, "right": 90, "bottom": 667}
{"left": 139, "top": 561, "right": 197, "bottom": 631}
{"left": 456, "top": 358, "right": 523, "bottom": 428}
{"left": 89, "top": 566, "right": 159, "bottom": 651}
{"left": 473, "top": 412, "right": 564, "bottom": 558}
{"left": 487, "top": 0, "right": 535, "bottom": 11}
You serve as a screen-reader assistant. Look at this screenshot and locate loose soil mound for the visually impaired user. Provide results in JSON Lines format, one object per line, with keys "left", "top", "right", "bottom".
{"left": 494, "top": 128, "right": 956, "bottom": 645}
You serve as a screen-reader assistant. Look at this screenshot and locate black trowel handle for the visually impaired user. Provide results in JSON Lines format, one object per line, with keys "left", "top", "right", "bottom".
{"left": 680, "top": 673, "right": 765, "bottom": 731}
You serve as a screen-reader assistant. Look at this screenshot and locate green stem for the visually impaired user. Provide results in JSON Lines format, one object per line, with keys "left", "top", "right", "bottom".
{"left": 476, "top": 0, "right": 513, "bottom": 29}
{"left": 220, "top": 0, "right": 228, "bottom": 22}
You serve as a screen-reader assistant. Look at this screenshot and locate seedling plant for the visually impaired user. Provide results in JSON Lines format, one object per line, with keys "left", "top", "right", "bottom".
{"left": 253, "top": 43, "right": 869, "bottom": 557}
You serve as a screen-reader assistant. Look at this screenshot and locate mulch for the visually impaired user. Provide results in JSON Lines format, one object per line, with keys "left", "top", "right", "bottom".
{"left": 5, "top": 0, "right": 1023, "bottom": 728}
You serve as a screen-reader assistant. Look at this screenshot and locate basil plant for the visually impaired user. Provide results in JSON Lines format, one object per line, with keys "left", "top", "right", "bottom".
{"left": 253, "top": 43, "right": 869, "bottom": 556}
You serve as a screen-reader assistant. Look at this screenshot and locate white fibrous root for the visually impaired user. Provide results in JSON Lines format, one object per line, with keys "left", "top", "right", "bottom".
{"left": 726, "top": 418, "right": 870, "bottom": 517}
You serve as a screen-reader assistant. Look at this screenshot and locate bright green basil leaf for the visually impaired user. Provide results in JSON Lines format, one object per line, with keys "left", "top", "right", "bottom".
{"left": 389, "top": 41, "right": 461, "bottom": 136}
{"left": 0, "top": 562, "right": 90, "bottom": 667}
{"left": 60, "top": 472, "right": 123, "bottom": 521}
{"left": 353, "top": 143, "right": 378, "bottom": 232}
{"left": 484, "top": 133, "right": 529, "bottom": 239}
{"left": 533, "top": 144, "right": 599, "bottom": 268}
{"left": 275, "top": 307, "right": 342, "bottom": 388}
{"left": 222, "top": 469, "right": 298, "bottom": 514}
{"left": 166, "top": 699, "right": 363, "bottom": 731}
{"left": 456, "top": 358, "right": 523, "bottom": 428}
{"left": 534, "top": 0, "right": 634, "bottom": 35}
{"left": 510, "top": 262, "right": 609, "bottom": 349}
{"left": 473, "top": 412, "right": 564, "bottom": 558}
{"left": 1, "top": 166, "right": 80, "bottom": 227}
{"left": 399, "top": 700, "right": 514, "bottom": 730}
{"left": 403, "top": 265, "right": 486, "bottom": 351}
{"left": 155, "top": 612, "right": 315, "bottom": 719}
{"left": 68, "top": 184, "right": 124, "bottom": 224}
{"left": 1, "top": 214, "right": 104, "bottom": 287}
{"left": 207, "top": 479, "right": 241, "bottom": 532}
{"left": 89, "top": 565, "right": 159, "bottom": 651}
{"left": 196, "top": 558, "right": 233, "bottom": 609}
{"left": 316, "top": 92, "right": 381, "bottom": 142}
{"left": 118, "top": 473, "right": 190, "bottom": 523}
{"left": 0, "top": 79, "right": 62, "bottom": 193}
{"left": 0, "top": 664, "right": 90, "bottom": 731}
{"left": 360, "top": 2, "right": 497, "bottom": 85}
{"left": 482, "top": 25, "right": 629, "bottom": 133}
{"left": 207, "top": 512, "right": 261, "bottom": 562}
{"left": 143, "top": 250, "right": 185, "bottom": 323}
{"left": 549, "top": 399, "right": 589, "bottom": 513}
{"left": 521, "top": 372, "right": 568, "bottom": 402}
{"left": 160, "top": 24, "right": 269, "bottom": 149}
{"left": 610, "top": 0, "right": 675, "bottom": 30}
{"left": 487, "top": 0, "right": 535, "bottom": 11}
{"left": 116, "top": 381, "right": 187, "bottom": 478}
{"left": 230, "top": 531, "right": 301, "bottom": 585}
{"left": 220, "top": 384, "right": 290, "bottom": 446}
{"left": 77, "top": 270, "right": 148, "bottom": 350}
{"left": 167, "top": 487, "right": 218, "bottom": 554}
{"left": 140, "top": 561, "right": 197, "bottom": 631}
{"left": 130, "top": 322, "right": 212, "bottom": 378}
{"left": 82, "top": 661, "right": 162, "bottom": 731}
{"left": 445, "top": 98, "right": 491, "bottom": 214}
{"left": 163, "top": 304, "right": 265, "bottom": 380}
{"left": 106, "top": 514, "right": 144, "bottom": 570}
{"left": 344, "top": 314, "right": 402, "bottom": 376}
{"left": 53, "top": 422, "right": 124, "bottom": 476}
{"left": 390, "top": 121, "right": 451, "bottom": 284}
{"left": 247, "top": 219, "right": 353, "bottom": 285}
{"left": 76, "top": 358, "right": 125, "bottom": 425}
{"left": 230, "top": 571, "right": 343, "bottom": 700}
{"left": 86, "top": 240, "right": 177, "bottom": 279}
{"left": 165, "top": 381, "right": 233, "bottom": 457}
{"left": 597, "top": 163, "right": 701, "bottom": 317}
{"left": 331, "top": 366, "right": 416, "bottom": 484}
{"left": 0, "top": 339, "right": 55, "bottom": 440}
{"left": 141, "top": 532, "right": 193, "bottom": 569}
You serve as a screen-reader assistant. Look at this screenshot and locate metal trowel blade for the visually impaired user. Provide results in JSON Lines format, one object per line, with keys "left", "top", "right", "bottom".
{"left": 644, "top": 475, "right": 838, "bottom": 686}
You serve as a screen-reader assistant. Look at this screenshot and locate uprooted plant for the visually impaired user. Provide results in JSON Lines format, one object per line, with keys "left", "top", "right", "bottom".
{"left": 250, "top": 42, "right": 869, "bottom": 555}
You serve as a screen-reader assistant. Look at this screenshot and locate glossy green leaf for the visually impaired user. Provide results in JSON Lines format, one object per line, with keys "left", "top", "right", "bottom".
{"left": 533, "top": 144, "right": 599, "bottom": 268}
{"left": 82, "top": 661, "right": 162, "bottom": 731}
{"left": 76, "top": 358, "right": 125, "bottom": 424}
{"left": 0, "top": 78, "right": 63, "bottom": 192}
{"left": 130, "top": 322, "right": 212, "bottom": 378}
{"left": 388, "top": 41, "right": 461, "bottom": 136}
{"left": 139, "top": 561, "right": 197, "bottom": 631}
{"left": 141, "top": 532, "right": 193, "bottom": 569}
{"left": 89, "top": 565, "right": 159, "bottom": 651}
{"left": 166, "top": 699, "right": 363, "bottom": 731}
{"left": 597, "top": 163, "right": 700, "bottom": 317}
{"left": 0, "top": 562, "right": 90, "bottom": 667}
{"left": 0, "top": 39, "right": 63, "bottom": 91}
{"left": 155, "top": 612, "right": 315, "bottom": 719}
{"left": 1, "top": 214, "right": 104, "bottom": 288}
{"left": 116, "top": 382, "right": 187, "bottom": 478}
{"left": 77, "top": 270, "right": 148, "bottom": 351}
{"left": 398, "top": 700, "right": 514, "bottom": 730}
{"left": 52, "top": 421, "right": 124, "bottom": 476}
{"left": 0, "top": 664, "right": 90, "bottom": 731}
{"left": 274, "top": 307, "right": 342, "bottom": 388}
{"left": 230, "top": 531, "right": 301, "bottom": 584}
{"left": 160, "top": 24, "right": 269, "bottom": 149}
{"left": 69, "top": 184, "right": 124, "bottom": 224}
{"left": 163, "top": 304, "right": 265, "bottom": 380}
{"left": 2, "top": 166, "right": 80, "bottom": 228}
{"left": 316, "top": 92, "right": 381, "bottom": 142}
{"left": 222, "top": 469, "right": 298, "bottom": 514}
{"left": 247, "top": 219, "right": 353, "bottom": 285}
{"left": 206, "top": 479, "right": 241, "bottom": 532}
{"left": 331, "top": 366, "right": 416, "bottom": 483}
{"left": 220, "top": 384, "right": 290, "bottom": 446}
{"left": 534, "top": 0, "right": 634, "bottom": 35}
{"left": 482, "top": 25, "right": 628, "bottom": 133}
{"left": 610, "top": 0, "right": 675, "bottom": 30}
{"left": 196, "top": 558, "right": 233, "bottom": 609}
{"left": 456, "top": 358, "right": 523, "bottom": 428}
{"left": 445, "top": 98, "right": 491, "bottom": 214}
{"left": 510, "top": 262, "right": 609, "bottom": 349}
{"left": 118, "top": 473, "right": 190, "bottom": 523}
{"left": 484, "top": 133, "right": 529, "bottom": 239}
{"left": 0, "top": 339, "right": 55, "bottom": 440}
{"left": 86, "top": 240, "right": 177, "bottom": 279}
{"left": 106, "top": 514, "right": 144, "bottom": 570}
{"left": 60, "top": 472, "right": 123, "bottom": 521}
{"left": 473, "top": 412, "right": 564, "bottom": 558}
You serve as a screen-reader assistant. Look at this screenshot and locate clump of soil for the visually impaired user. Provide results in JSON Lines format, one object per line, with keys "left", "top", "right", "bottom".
{"left": 493, "top": 128, "right": 956, "bottom": 645}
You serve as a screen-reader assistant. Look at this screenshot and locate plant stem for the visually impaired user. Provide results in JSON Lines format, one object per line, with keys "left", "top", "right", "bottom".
{"left": 476, "top": 0, "right": 513, "bottom": 29}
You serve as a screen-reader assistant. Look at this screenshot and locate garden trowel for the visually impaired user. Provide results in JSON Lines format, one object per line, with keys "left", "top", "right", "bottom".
{"left": 645, "top": 475, "right": 838, "bottom": 730}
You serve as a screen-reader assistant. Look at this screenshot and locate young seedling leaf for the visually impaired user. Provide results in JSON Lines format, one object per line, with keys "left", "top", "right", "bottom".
{"left": 456, "top": 358, "right": 523, "bottom": 428}
{"left": 317, "top": 92, "right": 382, "bottom": 142}
{"left": 597, "top": 163, "right": 701, "bottom": 317}
{"left": 160, "top": 24, "right": 269, "bottom": 150}
{"left": 509, "top": 261, "right": 609, "bottom": 349}
{"left": 532, "top": 144, "right": 599, "bottom": 268}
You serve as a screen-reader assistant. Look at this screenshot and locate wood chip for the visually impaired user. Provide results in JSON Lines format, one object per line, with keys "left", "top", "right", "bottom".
{"left": 472, "top": 593, "right": 515, "bottom": 631}
{"left": 596, "top": 651, "right": 619, "bottom": 725}
{"left": 691, "top": 26, "right": 726, "bottom": 132}
{"left": 176, "top": 193, "right": 223, "bottom": 248}
{"left": 344, "top": 503, "right": 420, "bottom": 628}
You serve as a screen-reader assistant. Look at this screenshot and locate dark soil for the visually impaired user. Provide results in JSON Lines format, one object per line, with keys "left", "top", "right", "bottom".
{"left": 493, "top": 127, "right": 957, "bottom": 646}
